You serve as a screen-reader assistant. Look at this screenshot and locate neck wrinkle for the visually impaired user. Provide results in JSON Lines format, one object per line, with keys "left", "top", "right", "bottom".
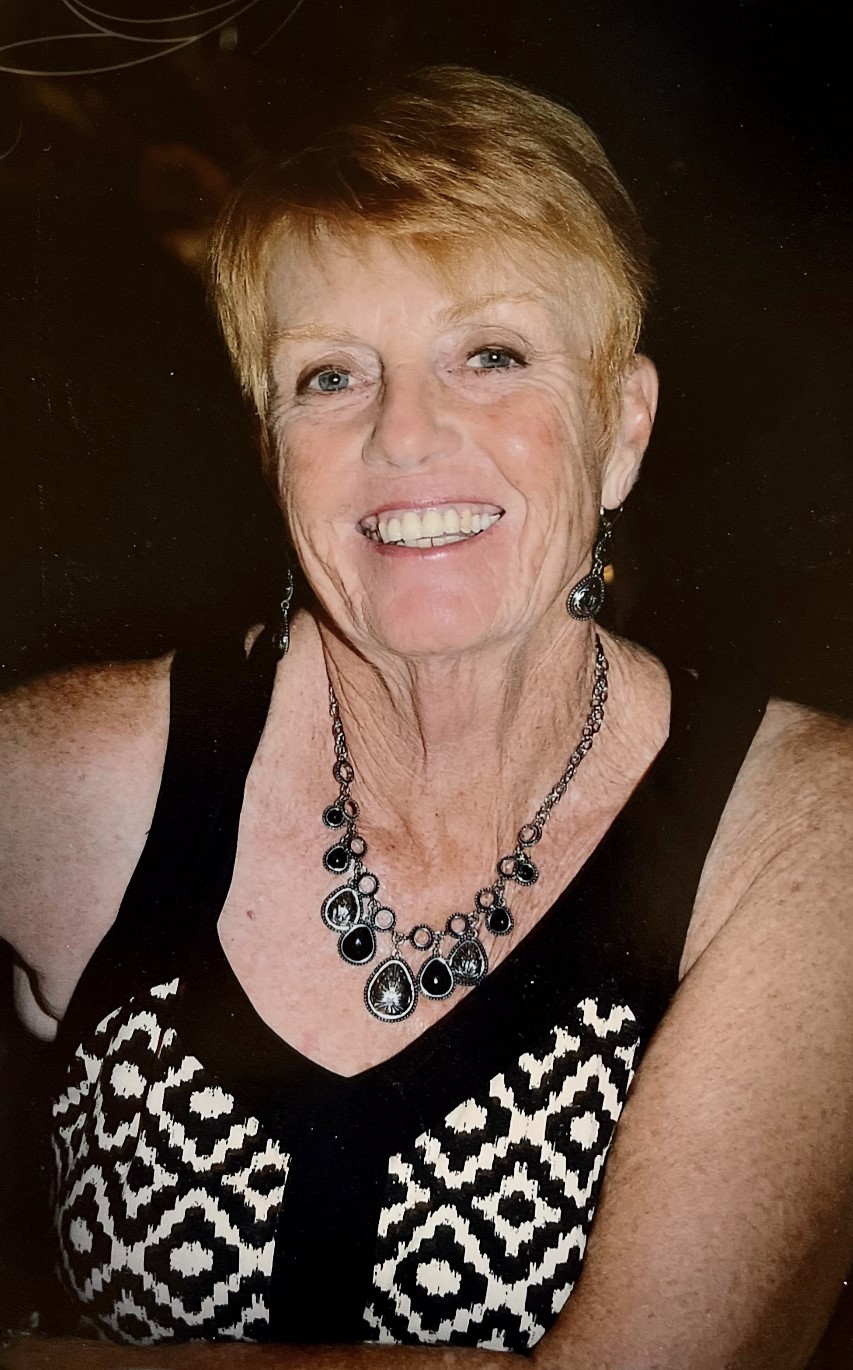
{"left": 314, "top": 612, "right": 604, "bottom": 848}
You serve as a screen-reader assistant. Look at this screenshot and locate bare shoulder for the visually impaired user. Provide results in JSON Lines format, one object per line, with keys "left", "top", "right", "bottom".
{"left": 2, "top": 655, "right": 170, "bottom": 740}
{"left": 682, "top": 697, "right": 853, "bottom": 976}
{"left": 0, "top": 654, "right": 172, "bottom": 802}
{"left": 0, "top": 656, "right": 172, "bottom": 1032}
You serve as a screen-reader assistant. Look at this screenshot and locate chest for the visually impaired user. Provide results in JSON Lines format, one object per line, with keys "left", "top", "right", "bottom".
{"left": 215, "top": 761, "right": 623, "bottom": 1076}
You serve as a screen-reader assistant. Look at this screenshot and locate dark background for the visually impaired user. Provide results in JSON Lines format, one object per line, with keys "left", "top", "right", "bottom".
{"left": 0, "top": 0, "right": 850, "bottom": 1359}
{"left": 0, "top": 0, "right": 850, "bottom": 703}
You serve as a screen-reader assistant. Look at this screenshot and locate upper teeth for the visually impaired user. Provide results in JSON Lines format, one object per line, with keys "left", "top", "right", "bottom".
{"left": 362, "top": 506, "right": 502, "bottom": 547}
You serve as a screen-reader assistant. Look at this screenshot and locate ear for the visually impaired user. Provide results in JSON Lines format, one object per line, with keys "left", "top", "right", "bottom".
{"left": 600, "top": 355, "right": 659, "bottom": 508}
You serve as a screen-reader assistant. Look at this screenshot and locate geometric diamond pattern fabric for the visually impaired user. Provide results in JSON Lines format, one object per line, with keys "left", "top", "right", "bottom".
{"left": 51, "top": 985, "right": 639, "bottom": 1349}
{"left": 52, "top": 980, "right": 290, "bottom": 1345}
{"left": 363, "top": 998, "right": 640, "bottom": 1352}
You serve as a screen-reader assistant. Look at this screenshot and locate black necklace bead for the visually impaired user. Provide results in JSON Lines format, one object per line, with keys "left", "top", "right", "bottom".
{"left": 323, "top": 803, "right": 347, "bottom": 829}
{"left": 323, "top": 842, "right": 351, "bottom": 874}
{"left": 513, "top": 856, "right": 539, "bottom": 886}
{"left": 339, "top": 923, "right": 376, "bottom": 966}
{"left": 419, "top": 956, "right": 455, "bottom": 1000}
{"left": 485, "top": 905, "right": 513, "bottom": 936}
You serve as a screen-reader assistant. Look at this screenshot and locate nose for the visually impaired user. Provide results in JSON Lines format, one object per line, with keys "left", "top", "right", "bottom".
{"left": 362, "top": 366, "right": 461, "bottom": 471}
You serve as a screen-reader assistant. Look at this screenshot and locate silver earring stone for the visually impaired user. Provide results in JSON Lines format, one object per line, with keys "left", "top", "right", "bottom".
{"left": 274, "top": 567, "right": 295, "bottom": 655}
{"left": 567, "top": 506, "right": 619, "bottom": 621}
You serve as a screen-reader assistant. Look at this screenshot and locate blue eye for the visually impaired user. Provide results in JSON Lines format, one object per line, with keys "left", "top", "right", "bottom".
{"left": 468, "top": 347, "right": 523, "bottom": 371}
{"left": 308, "top": 368, "right": 351, "bottom": 393}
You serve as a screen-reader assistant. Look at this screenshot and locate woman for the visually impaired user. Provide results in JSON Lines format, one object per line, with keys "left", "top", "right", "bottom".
{"left": 1, "top": 66, "right": 851, "bottom": 1369}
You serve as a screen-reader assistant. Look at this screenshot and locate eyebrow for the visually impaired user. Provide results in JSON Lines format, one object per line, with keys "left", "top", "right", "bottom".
{"left": 267, "top": 324, "right": 362, "bottom": 351}
{"left": 267, "top": 292, "right": 548, "bottom": 357}
{"left": 440, "top": 291, "right": 547, "bottom": 325}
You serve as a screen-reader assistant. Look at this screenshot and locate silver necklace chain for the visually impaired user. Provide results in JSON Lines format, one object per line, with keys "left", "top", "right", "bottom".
{"left": 319, "top": 634, "right": 609, "bottom": 1022}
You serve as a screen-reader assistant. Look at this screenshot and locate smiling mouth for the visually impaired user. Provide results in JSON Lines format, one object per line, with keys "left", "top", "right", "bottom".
{"left": 359, "top": 503, "right": 504, "bottom": 548}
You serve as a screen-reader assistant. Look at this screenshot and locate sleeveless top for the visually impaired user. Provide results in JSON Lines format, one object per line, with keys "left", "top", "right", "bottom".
{"left": 48, "top": 634, "right": 767, "bottom": 1350}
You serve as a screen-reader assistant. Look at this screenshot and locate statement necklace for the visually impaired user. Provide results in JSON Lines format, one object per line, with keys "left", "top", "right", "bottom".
{"left": 319, "top": 635, "right": 608, "bottom": 1023}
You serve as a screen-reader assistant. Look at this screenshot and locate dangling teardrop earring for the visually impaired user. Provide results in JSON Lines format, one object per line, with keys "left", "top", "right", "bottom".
{"left": 567, "top": 506, "right": 620, "bottom": 620}
{"left": 273, "top": 566, "right": 295, "bottom": 655}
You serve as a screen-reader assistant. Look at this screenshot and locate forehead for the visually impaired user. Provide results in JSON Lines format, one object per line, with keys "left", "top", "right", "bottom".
{"left": 265, "top": 230, "right": 582, "bottom": 342}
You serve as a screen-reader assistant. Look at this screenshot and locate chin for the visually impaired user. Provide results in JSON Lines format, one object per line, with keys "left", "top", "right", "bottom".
{"left": 364, "top": 586, "right": 506, "bottom": 660}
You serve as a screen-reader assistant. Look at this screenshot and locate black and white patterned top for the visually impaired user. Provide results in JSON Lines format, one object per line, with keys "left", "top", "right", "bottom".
{"left": 49, "top": 635, "right": 766, "bottom": 1349}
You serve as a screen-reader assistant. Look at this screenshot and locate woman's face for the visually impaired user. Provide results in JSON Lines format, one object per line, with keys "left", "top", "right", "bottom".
{"left": 267, "top": 235, "right": 653, "bottom": 662}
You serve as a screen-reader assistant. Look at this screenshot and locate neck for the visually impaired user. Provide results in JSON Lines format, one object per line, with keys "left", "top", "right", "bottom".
{"left": 314, "top": 610, "right": 605, "bottom": 847}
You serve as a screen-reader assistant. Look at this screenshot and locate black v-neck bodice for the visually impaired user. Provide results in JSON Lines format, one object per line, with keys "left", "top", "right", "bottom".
{"left": 50, "top": 634, "right": 767, "bottom": 1349}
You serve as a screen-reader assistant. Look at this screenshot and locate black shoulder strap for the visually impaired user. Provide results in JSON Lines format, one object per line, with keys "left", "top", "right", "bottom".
{"left": 577, "top": 661, "right": 770, "bottom": 1029}
{"left": 58, "top": 633, "right": 279, "bottom": 1049}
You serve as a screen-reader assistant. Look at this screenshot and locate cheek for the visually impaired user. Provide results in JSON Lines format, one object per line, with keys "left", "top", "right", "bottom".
{"left": 276, "top": 426, "right": 346, "bottom": 529}
{"left": 479, "top": 399, "right": 589, "bottom": 504}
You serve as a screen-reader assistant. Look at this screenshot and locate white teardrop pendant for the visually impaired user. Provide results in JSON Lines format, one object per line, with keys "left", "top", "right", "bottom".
{"left": 365, "top": 956, "right": 418, "bottom": 1022}
{"left": 447, "top": 936, "right": 488, "bottom": 986}
{"left": 321, "top": 886, "right": 362, "bottom": 932}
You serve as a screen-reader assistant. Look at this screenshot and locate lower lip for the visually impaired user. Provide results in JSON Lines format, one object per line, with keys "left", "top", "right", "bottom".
{"left": 364, "top": 528, "right": 497, "bottom": 557}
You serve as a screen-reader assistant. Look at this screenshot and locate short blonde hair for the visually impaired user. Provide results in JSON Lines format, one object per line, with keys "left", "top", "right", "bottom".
{"left": 210, "top": 65, "right": 651, "bottom": 473}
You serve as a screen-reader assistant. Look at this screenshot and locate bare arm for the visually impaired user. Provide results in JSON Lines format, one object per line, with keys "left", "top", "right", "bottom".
{"left": 3, "top": 702, "right": 851, "bottom": 1370}
{"left": 0, "top": 658, "right": 170, "bottom": 1035}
